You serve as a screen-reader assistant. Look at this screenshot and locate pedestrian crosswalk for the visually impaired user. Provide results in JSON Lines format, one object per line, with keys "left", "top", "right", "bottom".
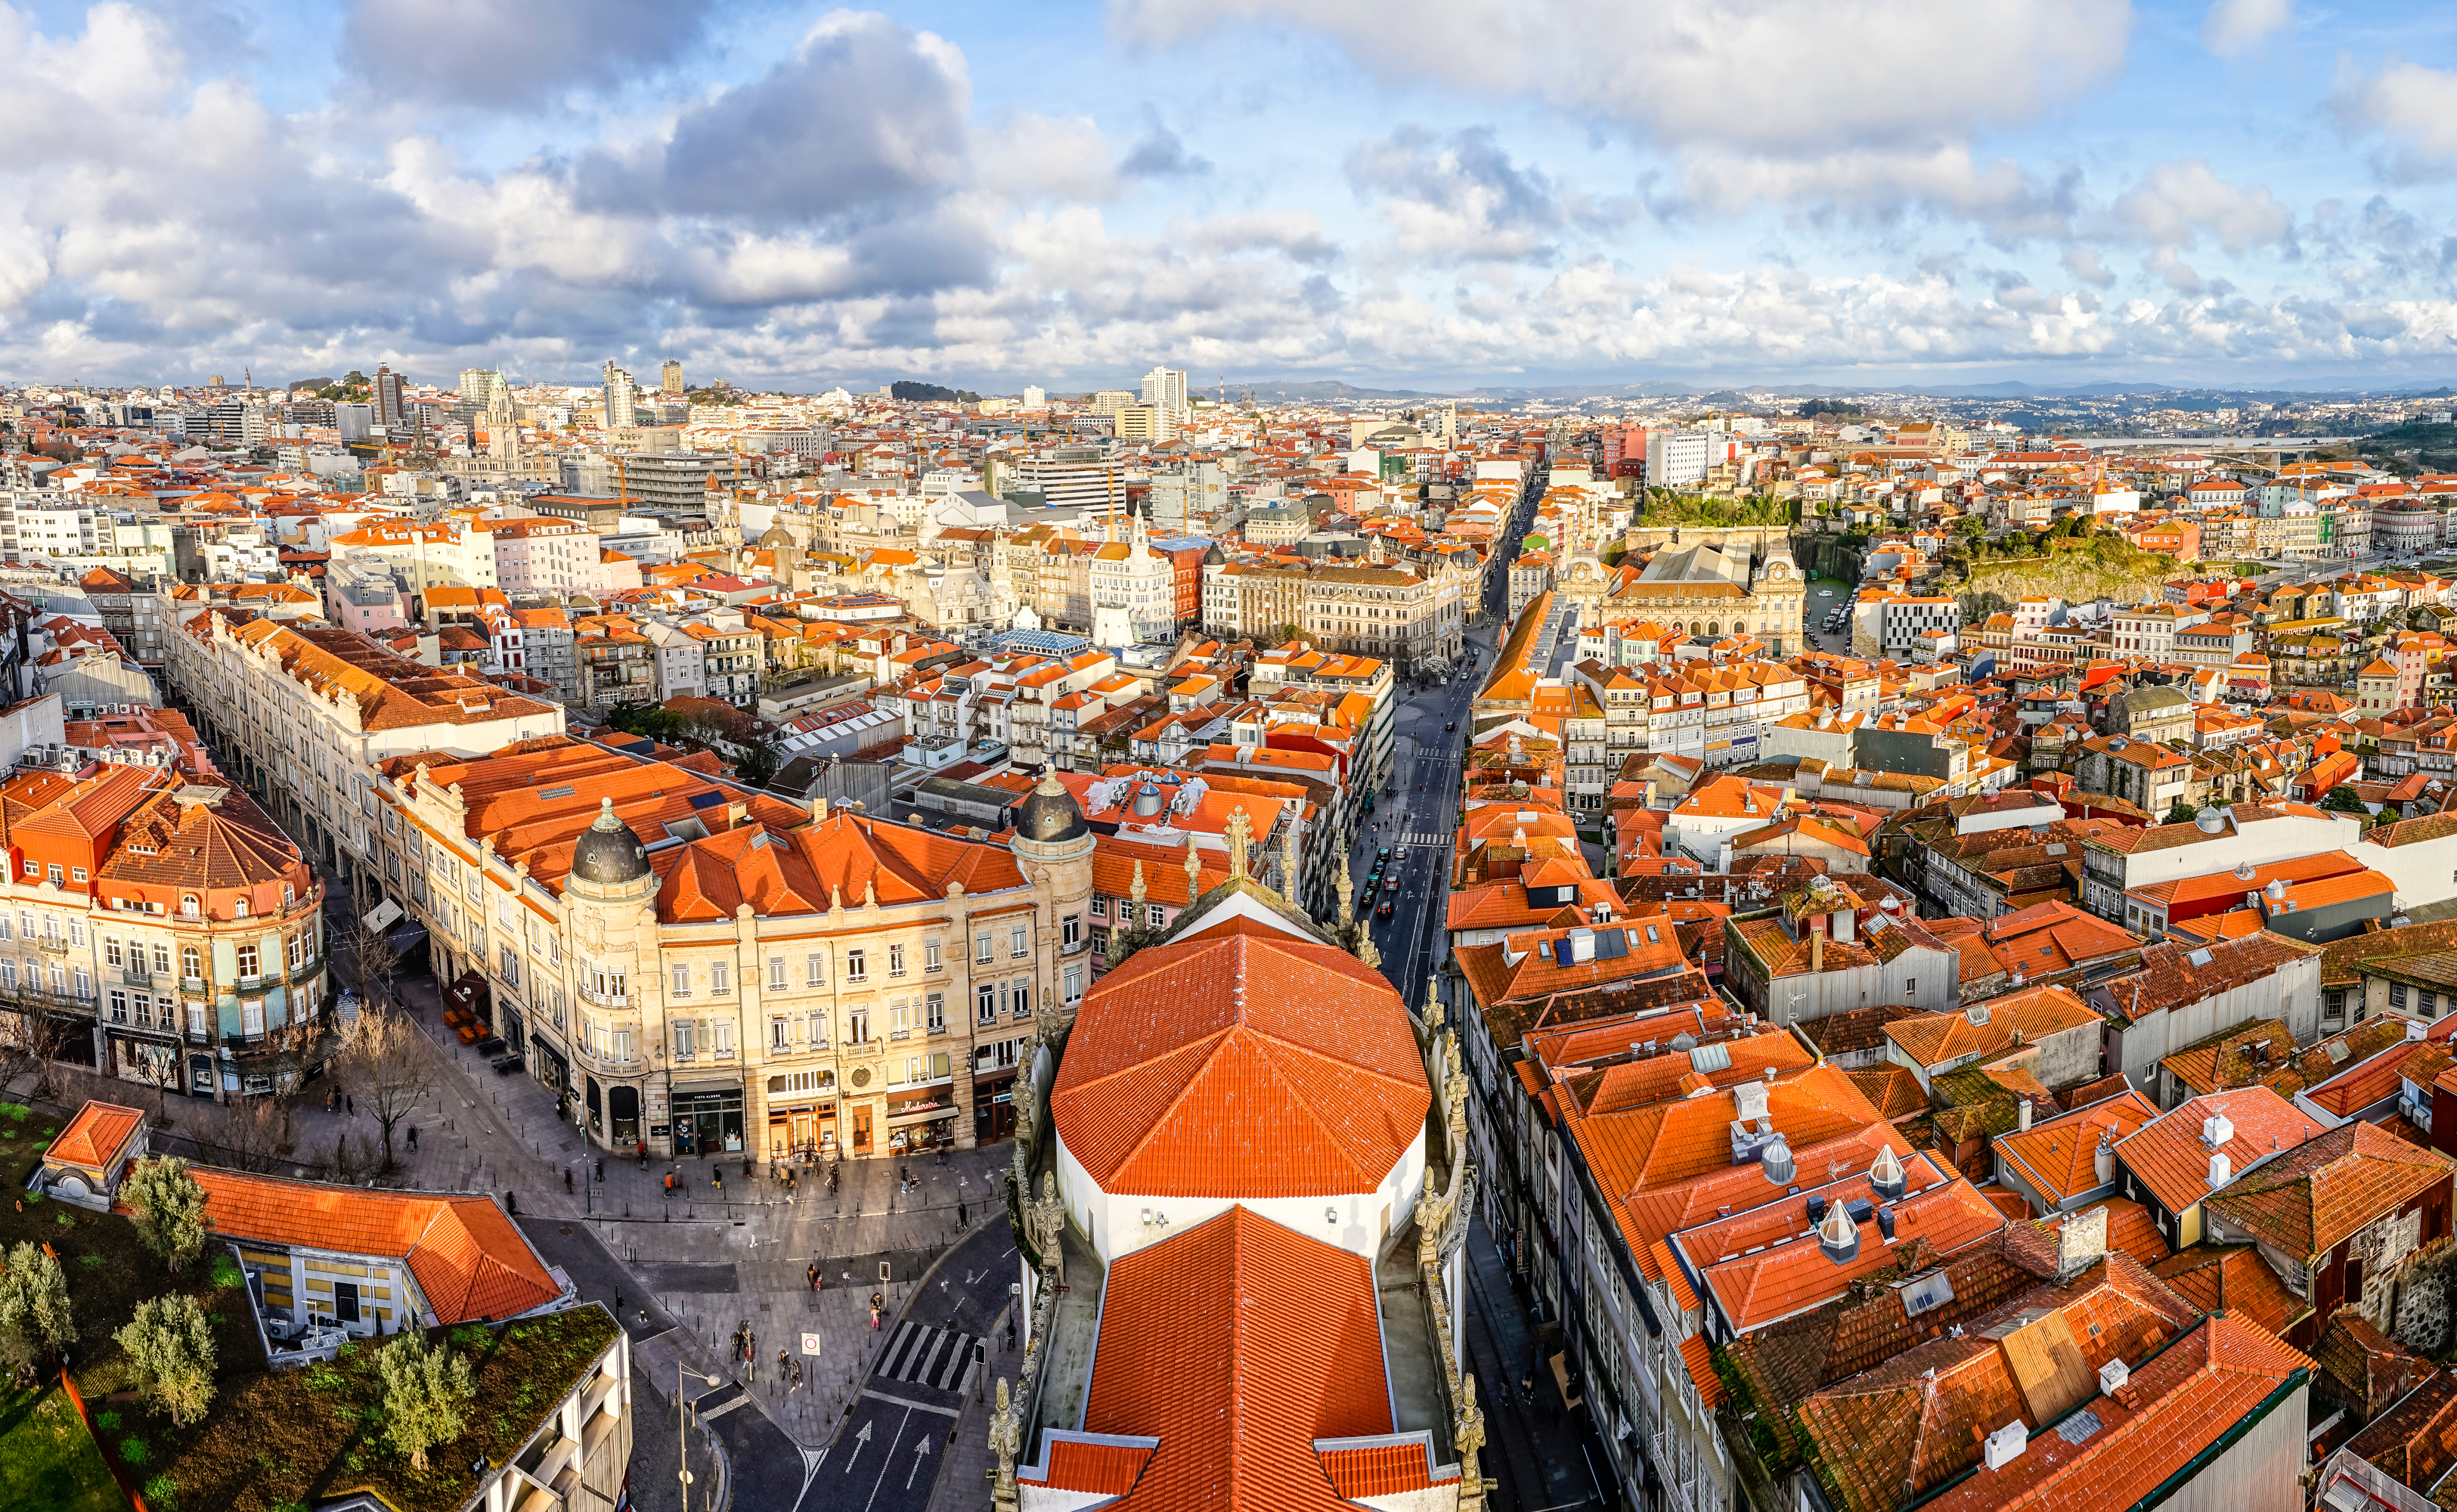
{"left": 1396, "top": 832, "right": 1447, "bottom": 847}
{"left": 878, "top": 1321, "right": 981, "bottom": 1395}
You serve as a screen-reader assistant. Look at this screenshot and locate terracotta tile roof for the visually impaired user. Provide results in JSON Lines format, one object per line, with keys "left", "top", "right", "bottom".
{"left": 1914, "top": 1314, "right": 2310, "bottom": 1512}
{"left": 2148, "top": 1243, "right": 2303, "bottom": 1339}
{"left": 2113, "top": 1087, "right": 2328, "bottom": 1218}
{"left": 1800, "top": 1002, "right": 1926, "bottom": 1060}
{"left": 48, "top": 1101, "right": 143, "bottom": 1172}
{"left": 1068, "top": 1206, "right": 1399, "bottom": 1510}
{"left": 2304, "top": 1035, "right": 2449, "bottom": 1118}
{"left": 1886, "top": 988, "right": 2100, "bottom": 1070}
{"left": 2204, "top": 1118, "right": 2455, "bottom": 1260}
{"left": 1052, "top": 929, "right": 1429, "bottom": 1198}
{"left": 1994, "top": 1090, "right": 2161, "bottom": 1206}
{"left": 1566, "top": 1030, "right": 1814, "bottom": 1115}
{"left": 1849, "top": 1064, "right": 1932, "bottom": 1121}
{"left": 1681, "top": 1332, "right": 1724, "bottom": 1410}
{"left": 2157, "top": 1017, "right": 2303, "bottom": 1100}
{"left": 2338, "top": 1360, "right": 2457, "bottom": 1491}
{"left": 1681, "top": 1166, "right": 2003, "bottom": 1334}
{"left": 1797, "top": 1252, "right": 2204, "bottom": 1512}
{"left": 2098, "top": 933, "right": 2325, "bottom": 1025}
{"left": 2311, "top": 1312, "right": 2432, "bottom": 1423}
{"left": 166, "top": 1167, "right": 558, "bottom": 1325}
{"left": 95, "top": 779, "right": 309, "bottom": 903}
{"left": 1315, "top": 1439, "right": 1459, "bottom": 1500}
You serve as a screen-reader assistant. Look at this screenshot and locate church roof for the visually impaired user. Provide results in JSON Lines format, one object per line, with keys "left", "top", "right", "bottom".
{"left": 1052, "top": 921, "right": 1429, "bottom": 1198}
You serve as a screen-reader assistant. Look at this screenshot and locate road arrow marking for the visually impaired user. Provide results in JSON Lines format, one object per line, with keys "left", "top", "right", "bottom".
{"left": 844, "top": 1420, "right": 872, "bottom": 1473}
{"left": 906, "top": 1435, "right": 934, "bottom": 1489}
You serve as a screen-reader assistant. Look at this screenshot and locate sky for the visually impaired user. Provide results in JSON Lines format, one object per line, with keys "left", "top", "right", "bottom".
{"left": 6, "top": 0, "right": 2457, "bottom": 392}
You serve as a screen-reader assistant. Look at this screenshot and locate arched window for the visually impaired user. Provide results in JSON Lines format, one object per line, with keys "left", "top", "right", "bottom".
{"left": 181, "top": 946, "right": 200, "bottom": 983}
{"left": 181, "top": 895, "right": 199, "bottom": 919}
{"left": 283, "top": 884, "right": 294, "bottom": 906}
{"left": 233, "top": 897, "right": 248, "bottom": 919}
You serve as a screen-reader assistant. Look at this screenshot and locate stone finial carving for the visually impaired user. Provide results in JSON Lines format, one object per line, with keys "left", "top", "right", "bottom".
{"left": 1027, "top": 1171, "right": 1067, "bottom": 1285}
{"left": 988, "top": 1377, "right": 1021, "bottom": 1510}
{"left": 1455, "top": 1373, "right": 1489, "bottom": 1510}
{"left": 1010, "top": 1073, "right": 1036, "bottom": 1184}
{"left": 1280, "top": 809, "right": 1299, "bottom": 890}
{"left": 1337, "top": 853, "right": 1355, "bottom": 929}
{"left": 1184, "top": 830, "right": 1202, "bottom": 892}
{"left": 1129, "top": 860, "right": 1146, "bottom": 911}
{"left": 1224, "top": 806, "right": 1252, "bottom": 880}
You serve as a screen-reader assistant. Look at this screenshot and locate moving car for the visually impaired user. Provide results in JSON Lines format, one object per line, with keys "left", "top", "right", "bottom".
{"left": 1377, "top": 901, "right": 1394, "bottom": 919}
{"left": 1445, "top": 720, "right": 1457, "bottom": 731}
{"left": 1383, "top": 877, "right": 1400, "bottom": 892}
{"left": 1377, "top": 847, "right": 1391, "bottom": 860}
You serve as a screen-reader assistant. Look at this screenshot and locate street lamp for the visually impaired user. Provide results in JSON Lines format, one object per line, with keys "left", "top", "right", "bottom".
{"left": 678, "top": 1365, "right": 723, "bottom": 1512}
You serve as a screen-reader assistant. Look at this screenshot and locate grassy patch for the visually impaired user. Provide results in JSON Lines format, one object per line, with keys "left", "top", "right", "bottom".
{"left": 101, "top": 1306, "right": 618, "bottom": 1512}
{"left": 0, "top": 1381, "right": 129, "bottom": 1512}
{"left": 0, "top": 1197, "right": 255, "bottom": 1402}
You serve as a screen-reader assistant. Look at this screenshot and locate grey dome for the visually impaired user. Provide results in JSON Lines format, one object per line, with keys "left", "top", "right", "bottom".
{"left": 1132, "top": 782, "right": 1166, "bottom": 818}
{"left": 571, "top": 797, "right": 652, "bottom": 885}
{"left": 1015, "top": 771, "right": 1089, "bottom": 844}
{"left": 2124, "top": 685, "right": 2189, "bottom": 711}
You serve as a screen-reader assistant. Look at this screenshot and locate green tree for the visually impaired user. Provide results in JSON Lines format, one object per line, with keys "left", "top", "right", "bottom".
{"left": 116, "top": 1294, "right": 215, "bottom": 1427}
{"left": 376, "top": 1328, "right": 476, "bottom": 1471}
{"left": 2319, "top": 783, "right": 2370, "bottom": 816}
{"left": 2162, "top": 799, "right": 2202, "bottom": 826}
{"left": 0, "top": 1239, "right": 74, "bottom": 1385}
{"left": 123, "top": 1156, "right": 208, "bottom": 1273}
{"left": 734, "top": 739, "right": 780, "bottom": 789}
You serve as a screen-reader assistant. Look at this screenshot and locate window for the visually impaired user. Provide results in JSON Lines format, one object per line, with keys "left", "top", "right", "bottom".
{"left": 73, "top": 967, "right": 89, "bottom": 999}
{"left": 1905, "top": 979, "right": 1916, "bottom": 1000}
{"left": 70, "top": 868, "right": 85, "bottom": 884}
{"left": 711, "top": 962, "right": 730, "bottom": 996}
{"left": 105, "top": 938, "right": 123, "bottom": 968}
{"left": 498, "top": 946, "right": 519, "bottom": 987}
{"left": 1090, "top": 897, "right": 1108, "bottom": 919}
{"left": 925, "top": 939, "right": 941, "bottom": 972}
{"left": 772, "top": 1015, "right": 789, "bottom": 1050}
{"left": 240, "top": 997, "right": 263, "bottom": 1036}
{"left": 847, "top": 1007, "right": 869, "bottom": 1043}
{"left": 927, "top": 992, "right": 946, "bottom": 1033}
{"left": 108, "top": 990, "right": 126, "bottom": 1023}
{"left": 845, "top": 949, "right": 866, "bottom": 982}
{"left": 974, "top": 931, "right": 993, "bottom": 964}
{"left": 2394, "top": 982, "right": 2409, "bottom": 1010}
{"left": 978, "top": 984, "right": 997, "bottom": 1024}
{"left": 674, "top": 1021, "right": 697, "bottom": 1058}
{"left": 769, "top": 956, "right": 788, "bottom": 991}
{"left": 1012, "top": 980, "right": 1032, "bottom": 1019}
{"left": 888, "top": 943, "right": 906, "bottom": 978}
{"left": 151, "top": 943, "right": 169, "bottom": 974}
{"left": 333, "top": 1281, "right": 359, "bottom": 1325}
{"left": 1010, "top": 925, "right": 1027, "bottom": 958}
{"left": 671, "top": 964, "right": 692, "bottom": 998}
{"left": 181, "top": 947, "right": 200, "bottom": 984}
{"left": 181, "top": 895, "right": 199, "bottom": 920}
{"left": 237, "top": 944, "right": 259, "bottom": 979}
{"left": 1062, "top": 915, "right": 1080, "bottom": 949}
{"left": 234, "top": 897, "right": 248, "bottom": 919}
{"left": 807, "top": 953, "right": 825, "bottom": 987}
{"left": 45, "top": 866, "right": 60, "bottom": 888}
{"left": 1148, "top": 903, "right": 1164, "bottom": 928}
{"left": 1063, "top": 964, "right": 1083, "bottom": 1005}
{"left": 807, "top": 1011, "right": 827, "bottom": 1047}
{"left": 713, "top": 1019, "right": 734, "bottom": 1056}
{"left": 890, "top": 999, "right": 911, "bottom": 1039}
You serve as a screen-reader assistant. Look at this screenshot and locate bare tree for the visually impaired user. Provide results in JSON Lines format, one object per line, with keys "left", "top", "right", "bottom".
{"left": 0, "top": 1007, "right": 85, "bottom": 1102}
{"left": 131, "top": 1043, "right": 184, "bottom": 1125}
{"left": 217, "top": 1098, "right": 287, "bottom": 1175}
{"left": 338, "top": 1008, "right": 432, "bottom": 1173}
{"left": 342, "top": 913, "right": 401, "bottom": 1012}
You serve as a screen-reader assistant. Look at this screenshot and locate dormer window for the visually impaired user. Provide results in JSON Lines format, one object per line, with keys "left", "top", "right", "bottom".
{"left": 181, "top": 895, "right": 199, "bottom": 919}
{"left": 284, "top": 884, "right": 295, "bottom": 906}
{"left": 234, "top": 897, "right": 248, "bottom": 919}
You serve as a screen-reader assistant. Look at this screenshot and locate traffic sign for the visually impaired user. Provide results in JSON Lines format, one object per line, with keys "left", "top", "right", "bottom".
{"left": 801, "top": 1331, "right": 822, "bottom": 1356}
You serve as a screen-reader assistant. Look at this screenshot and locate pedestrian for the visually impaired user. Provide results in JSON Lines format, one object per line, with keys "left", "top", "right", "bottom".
{"left": 776, "top": 1348, "right": 789, "bottom": 1383}
{"left": 345, "top": 1094, "right": 355, "bottom": 1117}
{"left": 711, "top": 1166, "right": 723, "bottom": 1191}
{"left": 663, "top": 1170, "right": 674, "bottom": 1195}
{"left": 869, "top": 1303, "right": 880, "bottom": 1331}
{"left": 407, "top": 1126, "right": 417, "bottom": 1151}
{"left": 807, "top": 1263, "right": 819, "bottom": 1293}
{"left": 615, "top": 1293, "right": 622, "bottom": 1318}
{"left": 958, "top": 1200, "right": 968, "bottom": 1226}
{"left": 792, "top": 1358, "right": 804, "bottom": 1392}
{"left": 505, "top": 1191, "right": 517, "bottom": 1216}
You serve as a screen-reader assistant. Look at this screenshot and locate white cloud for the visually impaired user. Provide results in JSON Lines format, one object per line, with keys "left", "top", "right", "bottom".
{"left": 2062, "top": 247, "right": 2117, "bottom": 288}
{"left": 2109, "top": 160, "right": 2294, "bottom": 253}
{"left": 340, "top": 0, "right": 707, "bottom": 109}
{"left": 1111, "top": 0, "right": 2130, "bottom": 158}
{"left": 2200, "top": 0, "right": 2291, "bottom": 57}
{"left": 2332, "top": 54, "right": 2457, "bottom": 172}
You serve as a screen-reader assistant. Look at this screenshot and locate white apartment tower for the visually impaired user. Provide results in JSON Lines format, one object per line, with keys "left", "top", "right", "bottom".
{"left": 1141, "top": 367, "right": 1188, "bottom": 417}
{"left": 603, "top": 361, "right": 638, "bottom": 429}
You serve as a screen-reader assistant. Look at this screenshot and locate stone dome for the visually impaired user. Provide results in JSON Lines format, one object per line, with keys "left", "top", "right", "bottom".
{"left": 570, "top": 797, "right": 652, "bottom": 885}
{"left": 1015, "top": 770, "right": 1089, "bottom": 844}
{"left": 2124, "top": 684, "right": 2190, "bottom": 712}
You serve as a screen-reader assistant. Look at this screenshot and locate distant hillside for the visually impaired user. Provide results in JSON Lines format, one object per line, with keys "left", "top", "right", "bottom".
{"left": 1958, "top": 534, "right": 2179, "bottom": 611}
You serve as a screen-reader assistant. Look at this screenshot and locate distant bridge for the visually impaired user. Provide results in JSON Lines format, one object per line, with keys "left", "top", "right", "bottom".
{"left": 2059, "top": 435, "right": 2361, "bottom": 454}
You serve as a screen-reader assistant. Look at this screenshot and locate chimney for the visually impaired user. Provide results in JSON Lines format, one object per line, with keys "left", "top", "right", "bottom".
{"left": 727, "top": 801, "right": 749, "bottom": 829}
{"left": 2017, "top": 1098, "right": 2032, "bottom": 1132}
{"left": 1982, "top": 1421, "right": 2028, "bottom": 1471}
{"left": 1811, "top": 930, "right": 1824, "bottom": 974}
{"left": 2208, "top": 1151, "right": 2232, "bottom": 1188}
{"left": 2093, "top": 1132, "right": 2115, "bottom": 1188}
{"left": 2098, "top": 1359, "right": 2129, "bottom": 1395}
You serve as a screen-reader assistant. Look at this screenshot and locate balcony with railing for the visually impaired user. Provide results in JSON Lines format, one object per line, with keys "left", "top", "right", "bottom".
{"left": 121, "top": 967, "right": 153, "bottom": 988}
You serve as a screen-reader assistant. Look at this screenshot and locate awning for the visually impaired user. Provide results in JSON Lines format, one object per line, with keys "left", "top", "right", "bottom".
{"left": 385, "top": 922, "right": 428, "bottom": 953}
{"left": 670, "top": 1078, "right": 742, "bottom": 1096}
{"left": 362, "top": 898, "right": 403, "bottom": 932}
{"left": 446, "top": 971, "right": 487, "bottom": 1006}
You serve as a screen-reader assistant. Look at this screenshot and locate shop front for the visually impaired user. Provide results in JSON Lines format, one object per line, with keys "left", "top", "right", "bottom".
{"left": 608, "top": 1085, "right": 640, "bottom": 1148}
{"left": 764, "top": 1070, "right": 837, "bottom": 1161}
{"left": 972, "top": 1067, "right": 1018, "bottom": 1144}
{"left": 886, "top": 1086, "right": 960, "bottom": 1154}
{"left": 671, "top": 1083, "right": 743, "bottom": 1157}
{"left": 534, "top": 1040, "right": 570, "bottom": 1100}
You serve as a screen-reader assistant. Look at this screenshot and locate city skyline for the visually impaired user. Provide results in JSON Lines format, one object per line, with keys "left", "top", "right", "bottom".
{"left": 5, "top": 0, "right": 2457, "bottom": 389}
